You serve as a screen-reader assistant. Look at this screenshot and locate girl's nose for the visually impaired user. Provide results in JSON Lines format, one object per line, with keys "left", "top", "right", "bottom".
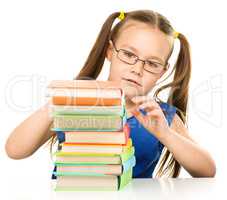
{"left": 130, "top": 60, "right": 144, "bottom": 76}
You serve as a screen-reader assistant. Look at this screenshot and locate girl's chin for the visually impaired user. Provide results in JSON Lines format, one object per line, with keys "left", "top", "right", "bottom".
{"left": 120, "top": 80, "right": 144, "bottom": 98}
{"left": 123, "top": 89, "right": 142, "bottom": 100}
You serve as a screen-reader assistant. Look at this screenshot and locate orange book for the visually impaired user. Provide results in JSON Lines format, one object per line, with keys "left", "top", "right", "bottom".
{"left": 47, "top": 80, "right": 124, "bottom": 106}
{"left": 59, "top": 139, "right": 132, "bottom": 154}
{"left": 52, "top": 96, "right": 121, "bottom": 106}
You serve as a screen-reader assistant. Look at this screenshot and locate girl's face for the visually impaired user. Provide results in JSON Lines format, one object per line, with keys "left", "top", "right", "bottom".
{"left": 106, "top": 20, "right": 173, "bottom": 100}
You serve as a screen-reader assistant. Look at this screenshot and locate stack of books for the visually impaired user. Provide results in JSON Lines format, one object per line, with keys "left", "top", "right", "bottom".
{"left": 47, "top": 80, "right": 135, "bottom": 191}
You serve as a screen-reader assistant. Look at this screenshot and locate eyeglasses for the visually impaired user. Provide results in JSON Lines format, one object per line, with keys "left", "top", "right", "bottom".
{"left": 111, "top": 41, "right": 169, "bottom": 74}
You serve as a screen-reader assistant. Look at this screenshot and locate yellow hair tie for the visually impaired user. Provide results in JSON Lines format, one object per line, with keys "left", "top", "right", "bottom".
{"left": 118, "top": 11, "right": 125, "bottom": 21}
{"left": 173, "top": 31, "right": 179, "bottom": 39}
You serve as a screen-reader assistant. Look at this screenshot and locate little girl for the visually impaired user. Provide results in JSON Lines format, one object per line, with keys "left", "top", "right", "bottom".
{"left": 5, "top": 10, "right": 216, "bottom": 178}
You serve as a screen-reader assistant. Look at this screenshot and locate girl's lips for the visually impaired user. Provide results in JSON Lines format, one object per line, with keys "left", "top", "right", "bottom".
{"left": 122, "top": 78, "right": 142, "bottom": 87}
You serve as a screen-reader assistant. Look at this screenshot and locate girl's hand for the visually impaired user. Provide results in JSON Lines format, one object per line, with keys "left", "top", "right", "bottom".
{"left": 131, "top": 96, "right": 170, "bottom": 139}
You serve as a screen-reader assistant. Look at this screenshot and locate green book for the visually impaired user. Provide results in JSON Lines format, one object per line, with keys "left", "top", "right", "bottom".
{"left": 51, "top": 113, "right": 127, "bottom": 131}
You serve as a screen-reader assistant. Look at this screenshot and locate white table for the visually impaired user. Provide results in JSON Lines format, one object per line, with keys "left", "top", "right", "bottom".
{"left": 50, "top": 178, "right": 224, "bottom": 200}
{"left": 3, "top": 178, "right": 226, "bottom": 200}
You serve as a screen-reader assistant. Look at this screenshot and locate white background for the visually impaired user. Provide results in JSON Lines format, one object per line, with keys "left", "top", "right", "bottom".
{"left": 0, "top": 0, "right": 226, "bottom": 199}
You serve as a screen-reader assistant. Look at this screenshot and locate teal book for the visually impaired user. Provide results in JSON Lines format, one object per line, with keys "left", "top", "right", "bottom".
{"left": 54, "top": 155, "right": 136, "bottom": 176}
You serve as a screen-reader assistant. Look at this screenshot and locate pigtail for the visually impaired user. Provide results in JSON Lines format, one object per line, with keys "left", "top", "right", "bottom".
{"left": 154, "top": 33, "right": 192, "bottom": 178}
{"left": 75, "top": 12, "right": 121, "bottom": 80}
{"left": 155, "top": 33, "right": 191, "bottom": 125}
{"left": 168, "top": 33, "right": 191, "bottom": 124}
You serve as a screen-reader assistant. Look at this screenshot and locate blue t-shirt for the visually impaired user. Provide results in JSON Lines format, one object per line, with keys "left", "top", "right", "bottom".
{"left": 51, "top": 102, "right": 176, "bottom": 179}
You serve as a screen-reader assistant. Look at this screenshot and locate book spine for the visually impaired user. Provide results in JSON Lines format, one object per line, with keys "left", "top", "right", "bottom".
{"left": 118, "top": 168, "right": 133, "bottom": 190}
{"left": 120, "top": 147, "right": 135, "bottom": 163}
{"left": 52, "top": 96, "right": 121, "bottom": 106}
{"left": 53, "top": 116, "right": 123, "bottom": 130}
{"left": 122, "top": 156, "right": 136, "bottom": 172}
{"left": 123, "top": 124, "right": 130, "bottom": 145}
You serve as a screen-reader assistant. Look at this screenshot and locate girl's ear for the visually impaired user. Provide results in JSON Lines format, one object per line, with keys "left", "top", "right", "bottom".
{"left": 106, "top": 40, "right": 114, "bottom": 62}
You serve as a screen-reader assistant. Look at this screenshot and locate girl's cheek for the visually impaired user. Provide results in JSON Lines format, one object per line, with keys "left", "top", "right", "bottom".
{"left": 113, "top": 66, "right": 128, "bottom": 80}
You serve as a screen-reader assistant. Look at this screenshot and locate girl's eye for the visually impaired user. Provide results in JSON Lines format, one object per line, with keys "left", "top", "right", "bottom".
{"left": 123, "top": 51, "right": 136, "bottom": 58}
{"left": 147, "top": 61, "right": 159, "bottom": 68}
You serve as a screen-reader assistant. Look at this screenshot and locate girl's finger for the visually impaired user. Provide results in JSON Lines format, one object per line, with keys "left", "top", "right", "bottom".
{"left": 138, "top": 101, "right": 159, "bottom": 111}
{"left": 131, "top": 109, "right": 149, "bottom": 126}
{"left": 147, "top": 109, "right": 161, "bottom": 119}
{"left": 145, "top": 116, "right": 157, "bottom": 126}
{"left": 131, "top": 96, "right": 154, "bottom": 104}
{"left": 132, "top": 109, "right": 158, "bottom": 129}
{"left": 143, "top": 110, "right": 161, "bottom": 128}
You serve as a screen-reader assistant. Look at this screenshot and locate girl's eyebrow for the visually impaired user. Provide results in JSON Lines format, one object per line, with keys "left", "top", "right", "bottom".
{"left": 121, "top": 44, "right": 165, "bottom": 64}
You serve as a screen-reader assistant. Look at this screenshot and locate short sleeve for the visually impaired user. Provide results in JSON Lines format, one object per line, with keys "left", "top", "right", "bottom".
{"left": 159, "top": 102, "right": 177, "bottom": 126}
{"left": 158, "top": 102, "right": 177, "bottom": 151}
